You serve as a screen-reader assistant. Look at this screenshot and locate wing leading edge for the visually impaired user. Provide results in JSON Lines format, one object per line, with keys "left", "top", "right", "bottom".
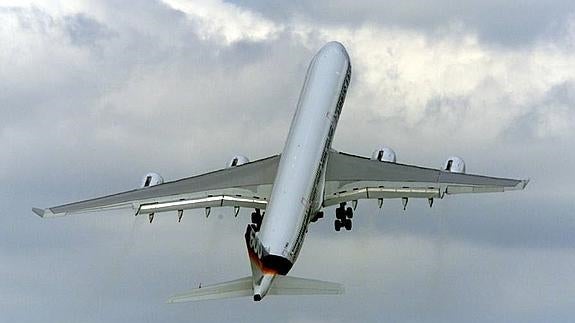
{"left": 33, "top": 155, "right": 280, "bottom": 218}
{"left": 323, "top": 151, "right": 528, "bottom": 207}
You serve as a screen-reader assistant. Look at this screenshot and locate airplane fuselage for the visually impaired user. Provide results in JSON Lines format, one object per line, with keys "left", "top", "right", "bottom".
{"left": 248, "top": 42, "right": 351, "bottom": 299}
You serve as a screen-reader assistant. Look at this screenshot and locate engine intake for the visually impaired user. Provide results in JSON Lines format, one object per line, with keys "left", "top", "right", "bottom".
{"left": 227, "top": 155, "right": 249, "bottom": 168}
{"left": 444, "top": 156, "right": 466, "bottom": 173}
{"left": 371, "top": 147, "right": 397, "bottom": 163}
{"left": 141, "top": 172, "right": 164, "bottom": 188}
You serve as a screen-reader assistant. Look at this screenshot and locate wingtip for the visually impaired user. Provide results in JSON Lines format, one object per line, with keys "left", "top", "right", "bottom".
{"left": 521, "top": 179, "right": 530, "bottom": 189}
{"left": 32, "top": 207, "right": 58, "bottom": 218}
{"left": 32, "top": 207, "right": 45, "bottom": 217}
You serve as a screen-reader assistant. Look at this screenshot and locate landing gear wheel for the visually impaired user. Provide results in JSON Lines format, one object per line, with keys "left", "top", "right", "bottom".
{"left": 311, "top": 211, "right": 324, "bottom": 223}
{"left": 344, "top": 218, "right": 352, "bottom": 231}
{"left": 251, "top": 209, "right": 262, "bottom": 224}
{"left": 251, "top": 212, "right": 259, "bottom": 225}
{"left": 334, "top": 219, "right": 342, "bottom": 232}
{"left": 251, "top": 209, "right": 263, "bottom": 231}
{"left": 345, "top": 207, "right": 353, "bottom": 219}
{"left": 335, "top": 206, "right": 345, "bottom": 220}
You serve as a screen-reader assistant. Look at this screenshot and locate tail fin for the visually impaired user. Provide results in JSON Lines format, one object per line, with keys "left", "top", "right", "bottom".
{"left": 166, "top": 276, "right": 344, "bottom": 303}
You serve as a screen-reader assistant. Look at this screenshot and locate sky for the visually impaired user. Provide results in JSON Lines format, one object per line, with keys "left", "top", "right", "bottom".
{"left": 1, "top": 0, "right": 575, "bottom": 322}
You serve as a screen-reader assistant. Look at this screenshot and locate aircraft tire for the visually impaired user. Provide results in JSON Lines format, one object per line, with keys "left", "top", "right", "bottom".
{"left": 334, "top": 219, "right": 342, "bottom": 231}
{"left": 251, "top": 212, "right": 261, "bottom": 225}
{"left": 336, "top": 207, "right": 345, "bottom": 220}
{"left": 346, "top": 207, "right": 353, "bottom": 219}
{"left": 344, "top": 218, "right": 352, "bottom": 231}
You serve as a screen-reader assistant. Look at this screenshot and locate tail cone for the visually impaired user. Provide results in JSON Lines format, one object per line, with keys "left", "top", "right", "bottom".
{"left": 252, "top": 274, "right": 275, "bottom": 301}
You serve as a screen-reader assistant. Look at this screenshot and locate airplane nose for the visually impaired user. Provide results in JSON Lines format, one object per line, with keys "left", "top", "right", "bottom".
{"left": 317, "top": 41, "right": 350, "bottom": 62}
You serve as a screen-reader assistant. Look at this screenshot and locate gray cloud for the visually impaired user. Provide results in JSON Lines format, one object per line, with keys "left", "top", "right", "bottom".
{"left": 63, "top": 14, "right": 116, "bottom": 47}
{"left": 231, "top": 0, "right": 575, "bottom": 47}
{"left": 1, "top": 0, "right": 574, "bottom": 322}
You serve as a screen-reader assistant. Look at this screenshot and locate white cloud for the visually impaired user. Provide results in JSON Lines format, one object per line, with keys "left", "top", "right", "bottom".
{"left": 161, "top": 0, "right": 283, "bottom": 45}
{"left": 306, "top": 24, "right": 575, "bottom": 144}
{"left": 535, "top": 104, "right": 575, "bottom": 138}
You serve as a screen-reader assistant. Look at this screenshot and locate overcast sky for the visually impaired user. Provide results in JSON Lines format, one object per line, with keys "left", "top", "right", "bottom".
{"left": 1, "top": 1, "right": 575, "bottom": 322}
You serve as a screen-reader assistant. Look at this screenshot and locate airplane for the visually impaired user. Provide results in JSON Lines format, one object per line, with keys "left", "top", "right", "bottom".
{"left": 33, "top": 41, "right": 529, "bottom": 302}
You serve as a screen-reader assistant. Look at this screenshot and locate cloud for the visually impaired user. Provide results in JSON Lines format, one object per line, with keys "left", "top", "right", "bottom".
{"left": 1, "top": 1, "right": 574, "bottom": 322}
{"left": 161, "top": 0, "right": 283, "bottom": 45}
{"left": 63, "top": 13, "right": 116, "bottom": 47}
{"left": 231, "top": 0, "right": 575, "bottom": 47}
{"left": 314, "top": 24, "right": 575, "bottom": 146}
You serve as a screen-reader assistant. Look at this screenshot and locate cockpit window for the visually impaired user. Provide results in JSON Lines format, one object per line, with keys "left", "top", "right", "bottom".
{"left": 144, "top": 176, "right": 152, "bottom": 187}
{"left": 377, "top": 150, "right": 384, "bottom": 161}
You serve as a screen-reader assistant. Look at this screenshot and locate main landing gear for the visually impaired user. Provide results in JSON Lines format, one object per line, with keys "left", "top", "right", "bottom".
{"left": 334, "top": 202, "right": 353, "bottom": 231}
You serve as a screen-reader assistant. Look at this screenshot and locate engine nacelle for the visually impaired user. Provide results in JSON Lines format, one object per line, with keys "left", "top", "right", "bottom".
{"left": 444, "top": 156, "right": 466, "bottom": 173}
{"left": 141, "top": 172, "right": 164, "bottom": 188}
{"left": 371, "top": 146, "right": 397, "bottom": 163}
{"left": 227, "top": 155, "right": 249, "bottom": 168}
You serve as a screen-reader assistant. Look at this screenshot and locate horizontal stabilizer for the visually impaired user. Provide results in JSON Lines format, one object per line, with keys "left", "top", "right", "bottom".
{"left": 167, "top": 277, "right": 253, "bottom": 303}
{"left": 269, "top": 275, "right": 344, "bottom": 296}
{"left": 167, "top": 275, "right": 344, "bottom": 303}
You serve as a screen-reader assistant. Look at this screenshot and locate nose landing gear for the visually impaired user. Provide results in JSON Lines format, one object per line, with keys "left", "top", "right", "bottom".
{"left": 251, "top": 209, "right": 264, "bottom": 232}
{"left": 310, "top": 211, "right": 324, "bottom": 223}
{"left": 334, "top": 202, "right": 353, "bottom": 231}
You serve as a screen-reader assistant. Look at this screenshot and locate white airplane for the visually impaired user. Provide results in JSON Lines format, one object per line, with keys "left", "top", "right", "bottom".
{"left": 33, "top": 42, "right": 528, "bottom": 302}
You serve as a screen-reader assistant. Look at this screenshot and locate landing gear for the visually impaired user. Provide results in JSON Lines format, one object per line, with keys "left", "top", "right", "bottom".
{"left": 345, "top": 206, "right": 353, "bottom": 219}
{"left": 344, "top": 218, "right": 352, "bottom": 231}
{"left": 251, "top": 209, "right": 264, "bottom": 231}
{"left": 310, "top": 211, "right": 324, "bottom": 223}
{"left": 334, "top": 218, "right": 352, "bottom": 232}
{"left": 334, "top": 203, "right": 353, "bottom": 231}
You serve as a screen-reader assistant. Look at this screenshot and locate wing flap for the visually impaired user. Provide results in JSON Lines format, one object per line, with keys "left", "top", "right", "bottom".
{"left": 324, "top": 187, "right": 440, "bottom": 207}
{"left": 137, "top": 194, "right": 268, "bottom": 215}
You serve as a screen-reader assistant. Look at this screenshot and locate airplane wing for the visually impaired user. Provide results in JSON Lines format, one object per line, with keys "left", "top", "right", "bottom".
{"left": 33, "top": 155, "right": 280, "bottom": 218}
{"left": 323, "top": 151, "right": 528, "bottom": 207}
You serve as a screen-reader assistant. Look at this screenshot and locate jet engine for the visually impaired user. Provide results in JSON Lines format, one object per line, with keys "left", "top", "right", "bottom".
{"left": 227, "top": 155, "right": 249, "bottom": 168}
{"left": 443, "top": 156, "right": 466, "bottom": 173}
{"left": 371, "top": 146, "right": 397, "bottom": 163}
{"left": 141, "top": 172, "right": 164, "bottom": 188}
